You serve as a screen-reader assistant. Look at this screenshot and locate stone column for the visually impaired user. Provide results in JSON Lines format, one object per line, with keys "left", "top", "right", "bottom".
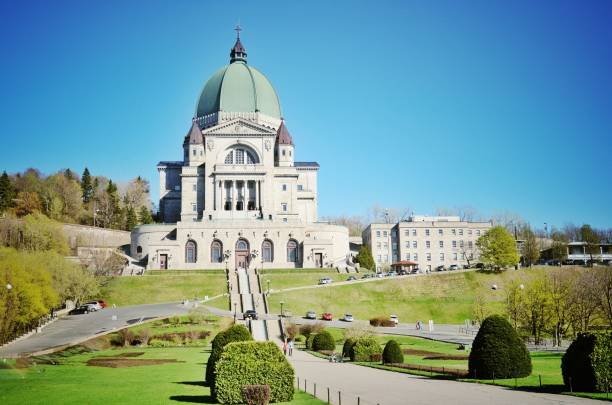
{"left": 255, "top": 180, "right": 259, "bottom": 210}
{"left": 231, "top": 181, "right": 237, "bottom": 211}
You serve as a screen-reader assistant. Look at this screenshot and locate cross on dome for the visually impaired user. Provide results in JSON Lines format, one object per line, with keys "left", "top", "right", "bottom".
{"left": 230, "top": 25, "right": 247, "bottom": 63}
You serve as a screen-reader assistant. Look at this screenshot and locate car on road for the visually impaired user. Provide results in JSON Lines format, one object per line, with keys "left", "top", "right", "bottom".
{"left": 346, "top": 275, "right": 357, "bottom": 281}
{"left": 387, "top": 271, "right": 398, "bottom": 277}
{"left": 435, "top": 265, "right": 445, "bottom": 272}
{"left": 376, "top": 272, "right": 385, "bottom": 278}
{"left": 343, "top": 313, "right": 354, "bottom": 322}
{"left": 318, "top": 277, "right": 333, "bottom": 285}
{"left": 448, "top": 265, "right": 459, "bottom": 271}
{"left": 68, "top": 304, "right": 97, "bottom": 315}
{"left": 410, "top": 268, "right": 419, "bottom": 274}
{"left": 84, "top": 301, "right": 102, "bottom": 311}
{"left": 243, "top": 309, "right": 258, "bottom": 320}
{"left": 322, "top": 312, "right": 333, "bottom": 321}
{"left": 390, "top": 314, "right": 399, "bottom": 325}
{"left": 361, "top": 273, "right": 373, "bottom": 279}
{"left": 305, "top": 310, "right": 317, "bottom": 319}
{"left": 397, "top": 269, "right": 408, "bottom": 276}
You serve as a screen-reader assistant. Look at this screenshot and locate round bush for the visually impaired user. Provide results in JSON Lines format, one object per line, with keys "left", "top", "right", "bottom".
{"left": 342, "top": 339, "right": 355, "bottom": 359}
{"left": 468, "top": 315, "right": 531, "bottom": 379}
{"left": 215, "top": 341, "right": 294, "bottom": 404}
{"left": 312, "top": 331, "right": 335, "bottom": 351}
{"left": 351, "top": 337, "right": 382, "bottom": 362}
{"left": 206, "top": 325, "right": 252, "bottom": 391}
{"left": 382, "top": 340, "right": 404, "bottom": 364}
{"left": 562, "top": 332, "right": 612, "bottom": 393}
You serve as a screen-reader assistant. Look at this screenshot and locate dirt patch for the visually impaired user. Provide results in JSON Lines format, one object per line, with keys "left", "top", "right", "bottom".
{"left": 402, "top": 349, "right": 443, "bottom": 357}
{"left": 87, "top": 357, "right": 183, "bottom": 368}
{"left": 387, "top": 362, "right": 469, "bottom": 377}
{"left": 423, "top": 354, "right": 469, "bottom": 361}
{"left": 97, "top": 352, "right": 145, "bottom": 358}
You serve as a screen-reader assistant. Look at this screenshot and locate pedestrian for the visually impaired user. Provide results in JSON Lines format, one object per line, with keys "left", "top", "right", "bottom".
{"left": 282, "top": 338, "right": 288, "bottom": 356}
{"left": 288, "top": 339, "right": 294, "bottom": 356}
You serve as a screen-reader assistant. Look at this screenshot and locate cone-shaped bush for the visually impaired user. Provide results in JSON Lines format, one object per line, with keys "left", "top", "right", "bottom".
{"left": 562, "top": 332, "right": 612, "bottom": 393}
{"left": 205, "top": 324, "right": 252, "bottom": 392}
{"left": 382, "top": 340, "right": 404, "bottom": 364}
{"left": 468, "top": 315, "right": 531, "bottom": 379}
{"left": 312, "top": 330, "right": 335, "bottom": 351}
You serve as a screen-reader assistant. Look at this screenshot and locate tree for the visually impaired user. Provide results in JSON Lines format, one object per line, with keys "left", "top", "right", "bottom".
{"left": 580, "top": 224, "right": 600, "bottom": 266}
{"left": 95, "top": 180, "right": 121, "bottom": 228}
{"left": 520, "top": 225, "right": 540, "bottom": 267}
{"left": 382, "top": 339, "right": 404, "bottom": 364}
{"left": 596, "top": 267, "right": 612, "bottom": 328}
{"left": 14, "top": 191, "right": 42, "bottom": 216}
{"left": 476, "top": 226, "right": 520, "bottom": 271}
{"left": 125, "top": 206, "right": 137, "bottom": 231}
{"left": 547, "top": 269, "right": 574, "bottom": 346}
{"left": 81, "top": 168, "right": 94, "bottom": 203}
{"left": 521, "top": 275, "right": 551, "bottom": 345}
{"left": 138, "top": 206, "right": 153, "bottom": 224}
{"left": 505, "top": 281, "right": 526, "bottom": 330}
{"left": 550, "top": 230, "right": 568, "bottom": 263}
{"left": 0, "top": 171, "right": 15, "bottom": 214}
{"left": 568, "top": 268, "right": 600, "bottom": 333}
{"left": 355, "top": 245, "right": 375, "bottom": 270}
{"left": 124, "top": 176, "right": 150, "bottom": 210}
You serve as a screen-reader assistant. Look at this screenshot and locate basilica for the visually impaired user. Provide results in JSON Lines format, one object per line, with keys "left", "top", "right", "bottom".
{"left": 130, "top": 32, "right": 350, "bottom": 270}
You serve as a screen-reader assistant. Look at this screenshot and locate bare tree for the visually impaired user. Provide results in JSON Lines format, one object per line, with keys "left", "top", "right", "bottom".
{"left": 568, "top": 268, "right": 600, "bottom": 332}
{"left": 595, "top": 267, "right": 612, "bottom": 328}
{"left": 547, "top": 269, "right": 574, "bottom": 346}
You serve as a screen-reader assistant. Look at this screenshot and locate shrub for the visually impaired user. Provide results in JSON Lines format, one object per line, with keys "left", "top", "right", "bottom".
{"left": 188, "top": 308, "right": 209, "bottom": 324}
{"left": 169, "top": 316, "right": 181, "bottom": 325}
{"left": 343, "top": 325, "right": 374, "bottom": 340}
{"left": 468, "top": 315, "right": 531, "bottom": 379}
{"left": 369, "top": 317, "right": 385, "bottom": 327}
{"left": 215, "top": 341, "right": 294, "bottom": 403}
{"left": 206, "top": 325, "right": 252, "bottom": 392}
{"left": 138, "top": 328, "right": 152, "bottom": 346}
{"left": 312, "top": 331, "right": 335, "bottom": 351}
{"left": 241, "top": 385, "right": 271, "bottom": 405}
{"left": 342, "top": 339, "right": 355, "bottom": 359}
{"left": 562, "top": 332, "right": 612, "bottom": 392}
{"left": 370, "top": 353, "right": 382, "bottom": 362}
{"left": 306, "top": 334, "right": 316, "bottom": 350}
{"left": 114, "top": 329, "right": 136, "bottom": 347}
{"left": 351, "top": 337, "right": 382, "bottom": 362}
{"left": 148, "top": 339, "right": 172, "bottom": 348}
{"left": 382, "top": 340, "right": 404, "bottom": 364}
{"left": 300, "top": 323, "right": 324, "bottom": 339}
{"left": 285, "top": 323, "right": 299, "bottom": 340}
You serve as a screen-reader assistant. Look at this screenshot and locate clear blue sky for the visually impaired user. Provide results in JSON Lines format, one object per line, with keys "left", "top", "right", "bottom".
{"left": 1, "top": 0, "right": 611, "bottom": 228}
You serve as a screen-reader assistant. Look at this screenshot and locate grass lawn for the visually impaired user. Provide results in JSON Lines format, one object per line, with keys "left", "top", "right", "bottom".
{"left": 0, "top": 346, "right": 324, "bottom": 405}
{"left": 99, "top": 272, "right": 228, "bottom": 306}
{"left": 261, "top": 271, "right": 352, "bottom": 292}
{"left": 269, "top": 267, "right": 570, "bottom": 324}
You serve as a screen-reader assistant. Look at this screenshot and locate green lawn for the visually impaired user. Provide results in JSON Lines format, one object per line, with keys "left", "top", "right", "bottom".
{"left": 261, "top": 271, "right": 352, "bottom": 292}
{"left": 269, "top": 267, "right": 566, "bottom": 324}
{"left": 99, "top": 273, "right": 228, "bottom": 306}
{"left": 0, "top": 346, "right": 324, "bottom": 405}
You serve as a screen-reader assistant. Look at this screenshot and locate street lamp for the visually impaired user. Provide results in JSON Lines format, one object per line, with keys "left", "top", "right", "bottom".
{"left": 224, "top": 249, "right": 232, "bottom": 271}
{"left": 251, "top": 249, "right": 259, "bottom": 270}
{"left": 280, "top": 300, "right": 284, "bottom": 318}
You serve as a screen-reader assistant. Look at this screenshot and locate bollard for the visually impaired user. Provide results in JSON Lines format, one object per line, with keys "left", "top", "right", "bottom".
{"left": 327, "top": 387, "right": 330, "bottom": 404}
{"left": 358, "top": 397, "right": 360, "bottom": 405}
{"left": 314, "top": 383, "right": 317, "bottom": 398}
{"left": 305, "top": 379, "right": 307, "bottom": 392}
{"left": 338, "top": 391, "right": 342, "bottom": 405}
{"left": 297, "top": 377, "right": 300, "bottom": 389}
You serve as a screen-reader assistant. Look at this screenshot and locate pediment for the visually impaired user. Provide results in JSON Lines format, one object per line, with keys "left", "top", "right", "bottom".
{"left": 203, "top": 118, "right": 277, "bottom": 136}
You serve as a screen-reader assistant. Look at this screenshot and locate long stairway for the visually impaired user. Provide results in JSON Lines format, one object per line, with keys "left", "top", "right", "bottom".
{"left": 236, "top": 268, "right": 267, "bottom": 341}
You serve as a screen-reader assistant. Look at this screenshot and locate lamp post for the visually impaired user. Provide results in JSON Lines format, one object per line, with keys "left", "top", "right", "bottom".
{"left": 280, "top": 300, "right": 284, "bottom": 318}
{"left": 251, "top": 249, "right": 259, "bottom": 271}
{"left": 224, "top": 249, "right": 232, "bottom": 272}
{"left": 234, "top": 302, "right": 237, "bottom": 322}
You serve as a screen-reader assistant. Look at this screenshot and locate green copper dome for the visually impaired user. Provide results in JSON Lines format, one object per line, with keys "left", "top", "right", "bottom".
{"left": 195, "top": 60, "right": 282, "bottom": 119}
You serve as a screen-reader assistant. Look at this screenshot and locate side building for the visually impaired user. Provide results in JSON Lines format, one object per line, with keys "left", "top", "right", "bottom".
{"left": 362, "top": 215, "right": 492, "bottom": 272}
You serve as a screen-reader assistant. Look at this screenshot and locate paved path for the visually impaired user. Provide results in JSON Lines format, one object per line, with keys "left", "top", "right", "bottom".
{"left": 288, "top": 349, "right": 600, "bottom": 405}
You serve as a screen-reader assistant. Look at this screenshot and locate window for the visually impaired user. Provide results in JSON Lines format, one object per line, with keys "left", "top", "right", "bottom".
{"left": 211, "top": 240, "right": 223, "bottom": 263}
{"left": 413, "top": 241, "right": 417, "bottom": 248}
{"left": 412, "top": 229, "right": 417, "bottom": 236}
{"left": 383, "top": 242, "right": 388, "bottom": 248}
{"left": 223, "top": 146, "right": 259, "bottom": 164}
{"left": 468, "top": 230, "right": 473, "bottom": 236}
{"left": 282, "top": 184, "right": 287, "bottom": 191}
{"left": 469, "top": 253, "right": 474, "bottom": 259}
{"left": 185, "top": 240, "right": 197, "bottom": 263}
{"left": 426, "top": 265, "right": 431, "bottom": 272}
{"left": 452, "top": 240, "right": 457, "bottom": 248}
{"left": 453, "top": 253, "right": 458, "bottom": 260}
{"left": 377, "top": 255, "right": 382, "bottom": 262}
{"left": 459, "top": 229, "right": 464, "bottom": 236}
{"left": 192, "top": 149, "right": 196, "bottom": 156}
{"left": 235, "top": 149, "right": 244, "bottom": 164}
{"left": 405, "top": 241, "right": 410, "bottom": 248}
{"left": 476, "top": 230, "right": 481, "bottom": 236}
{"left": 425, "top": 229, "right": 430, "bottom": 236}
{"left": 468, "top": 241, "right": 473, "bottom": 249}
{"left": 281, "top": 203, "right": 288, "bottom": 212}
{"left": 426, "top": 253, "right": 431, "bottom": 261}
{"left": 452, "top": 229, "right": 456, "bottom": 235}
{"left": 262, "top": 240, "right": 273, "bottom": 262}
{"left": 438, "top": 229, "right": 443, "bottom": 235}
{"left": 376, "top": 231, "right": 381, "bottom": 237}
{"left": 439, "top": 253, "right": 445, "bottom": 261}
{"left": 460, "top": 240, "right": 465, "bottom": 248}
{"left": 376, "top": 242, "right": 381, "bottom": 248}
{"left": 426, "top": 241, "right": 430, "bottom": 248}
{"left": 192, "top": 203, "right": 197, "bottom": 212}
{"left": 287, "top": 239, "right": 298, "bottom": 262}
{"left": 392, "top": 242, "right": 397, "bottom": 249}
{"left": 297, "top": 184, "right": 303, "bottom": 191}
{"left": 192, "top": 184, "right": 197, "bottom": 191}
{"left": 405, "top": 253, "right": 410, "bottom": 260}
{"left": 282, "top": 149, "right": 286, "bottom": 156}
{"left": 136, "top": 245, "right": 142, "bottom": 254}
{"left": 383, "top": 231, "right": 388, "bottom": 237}
{"left": 413, "top": 253, "right": 418, "bottom": 261}
{"left": 404, "top": 230, "right": 409, "bottom": 236}
{"left": 224, "top": 151, "right": 234, "bottom": 164}
{"left": 439, "top": 241, "right": 444, "bottom": 248}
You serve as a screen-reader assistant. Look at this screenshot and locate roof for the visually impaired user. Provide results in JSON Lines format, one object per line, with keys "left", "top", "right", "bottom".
{"left": 276, "top": 120, "right": 293, "bottom": 145}
{"left": 392, "top": 261, "right": 418, "bottom": 266}
{"left": 184, "top": 121, "right": 203, "bottom": 144}
{"left": 295, "top": 162, "right": 319, "bottom": 168}
{"left": 157, "top": 161, "right": 183, "bottom": 167}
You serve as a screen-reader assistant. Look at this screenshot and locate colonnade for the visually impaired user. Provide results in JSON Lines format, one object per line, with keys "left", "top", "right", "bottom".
{"left": 216, "top": 179, "right": 262, "bottom": 211}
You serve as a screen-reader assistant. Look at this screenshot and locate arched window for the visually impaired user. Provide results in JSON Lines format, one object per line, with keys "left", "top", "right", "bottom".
{"left": 211, "top": 240, "right": 223, "bottom": 263}
{"left": 262, "top": 239, "right": 273, "bottom": 262}
{"left": 236, "top": 239, "right": 249, "bottom": 251}
{"left": 185, "top": 240, "right": 197, "bottom": 263}
{"left": 136, "top": 246, "right": 142, "bottom": 254}
{"left": 223, "top": 146, "right": 259, "bottom": 165}
{"left": 287, "top": 239, "right": 298, "bottom": 263}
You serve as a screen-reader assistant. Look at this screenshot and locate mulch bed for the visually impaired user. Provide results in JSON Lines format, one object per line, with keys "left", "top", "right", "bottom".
{"left": 387, "top": 362, "right": 468, "bottom": 377}
{"left": 86, "top": 357, "right": 183, "bottom": 368}
{"left": 96, "top": 352, "right": 145, "bottom": 358}
{"left": 423, "top": 354, "right": 469, "bottom": 360}
{"left": 402, "top": 349, "right": 443, "bottom": 357}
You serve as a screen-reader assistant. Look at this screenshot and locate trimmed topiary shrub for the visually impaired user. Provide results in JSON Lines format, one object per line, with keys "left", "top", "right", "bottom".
{"left": 306, "top": 333, "right": 316, "bottom": 350}
{"left": 241, "top": 384, "right": 271, "bottom": 405}
{"left": 312, "top": 331, "right": 335, "bottom": 351}
{"left": 562, "top": 332, "right": 612, "bottom": 393}
{"left": 468, "top": 315, "right": 531, "bottom": 379}
{"left": 342, "top": 339, "right": 355, "bottom": 359}
{"left": 351, "top": 337, "right": 382, "bottom": 362}
{"left": 215, "top": 341, "right": 294, "bottom": 404}
{"left": 382, "top": 340, "right": 404, "bottom": 364}
{"left": 206, "top": 325, "right": 252, "bottom": 392}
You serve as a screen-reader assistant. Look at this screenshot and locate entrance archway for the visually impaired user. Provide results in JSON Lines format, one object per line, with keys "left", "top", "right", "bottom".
{"left": 235, "top": 238, "right": 250, "bottom": 269}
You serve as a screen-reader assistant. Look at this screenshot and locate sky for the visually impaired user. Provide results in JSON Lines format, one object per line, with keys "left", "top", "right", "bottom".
{"left": 1, "top": 0, "right": 611, "bottom": 228}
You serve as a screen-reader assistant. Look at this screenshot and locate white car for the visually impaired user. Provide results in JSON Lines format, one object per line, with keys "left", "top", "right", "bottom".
{"left": 376, "top": 272, "right": 385, "bottom": 278}
{"left": 318, "top": 278, "right": 332, "bottom": 285}
{"left": 84, "top": 301, "right": 102, "bottom": 311}
{"left": 344, "top": 313, "right": 354, "bottom": 322}
{"left": 390, "top": 315, "right": 399, "bottom": 325}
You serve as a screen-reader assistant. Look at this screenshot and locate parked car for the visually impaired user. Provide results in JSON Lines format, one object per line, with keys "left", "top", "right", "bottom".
{"left": 346, "top": 275, "right": 357, "bottom": 281}
{"left": 243, "top": 309, "right": 258, "bottom": 320}
{"left": 305, "top": 310, "right": 317, "bottom": 320}
{"left": 390, "top": 314, "right": 399, "bottom": 325}
{"left": 410, "top": 268, "right": 419, "bottom": 275}
{"left": 68, "top": 304, "right": 96, "bottom": 315}
{"left": 435, "top": 265, "right": 445, "bottom": 272}
{"left": 463, "top": 264, "right": 471, "bottom": 269}
{"left": 376, "top": 272, "right": 385, "bottom": 278}
{"left": 448, "top": 265, "right": 459, "bottom": 271}
{"left": 361, "top": 273, "right": 374, "bottom": 279}
{"left": 322, "top": 312, "right": 333, "bottom": 321}
{"left": 397, "top": 269, "right": 408, "bottom": 276}
{"left": 475, "top": 263, "right": 485, "bottom": 269}
{"left": 318, "top": 277, "right": 333, "bottom": 285}
{"left": 343, "top": 313, "right": 354, "bottom": 322}
{"left": 84, "top": 301, "right": 102, "bottom": 311}
{"left": 387, "top": 271, "right": 398, "bottom": 277}
{"left": 97, "top": 300, "right": 108, "bottom": 308}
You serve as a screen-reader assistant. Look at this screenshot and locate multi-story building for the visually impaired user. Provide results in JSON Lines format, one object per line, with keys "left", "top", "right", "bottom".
{"left": 363, "top": 216, "right": 492, "bottom": 271}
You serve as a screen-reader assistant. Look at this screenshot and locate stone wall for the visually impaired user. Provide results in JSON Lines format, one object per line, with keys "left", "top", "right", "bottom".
{"left": 62, "top": 223, "right": 131, "bottom": 251}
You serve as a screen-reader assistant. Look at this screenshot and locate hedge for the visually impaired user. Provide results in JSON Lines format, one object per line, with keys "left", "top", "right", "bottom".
{"left": 342, "top": 339, "right": 355, "bottom": 359}
{"left": 206, "top": 325, "right": 252, "bottom": 393}
{"left": 468, "top": 315, "right": 531, "bottom": 379}
{"left": 369, "top": 317, "right": 396, "bottom": 327}
{"left": 215, "top": 341, "right": 294, "bottom": 404}
{"left": 382, "top": 340, "right": 404, "bottom": 364}
{"left": 351, "top": 337, "right": 382, "bottom": 362}
{"left": 312, "top": 331, "right": 335, "bottom": 351}
{"left": 562, "top": 332, "right": 612, "bottom": 392}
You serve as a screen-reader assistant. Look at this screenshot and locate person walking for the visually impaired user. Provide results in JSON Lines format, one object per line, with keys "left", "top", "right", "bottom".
{"left": 282, "top": 338, "right": 288, "bottom": 356}
{"left": 288, "top": 339, "right": 294, "bottom": 356}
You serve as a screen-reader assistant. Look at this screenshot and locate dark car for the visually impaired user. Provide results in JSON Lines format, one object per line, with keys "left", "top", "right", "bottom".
{"left": 69, "top": 304, "right": 94, "bottom": 315}
{"left": 243, "top": 309, "right": 258, "bottom": 320}
{"left": 397, "top": 269, "right": 408, "bottom": 276}
{"left": 346, "top": 275, "right": 357, "bottom": 281}
{"left": 435, "top": 265, "right": 445, "bottom": 272}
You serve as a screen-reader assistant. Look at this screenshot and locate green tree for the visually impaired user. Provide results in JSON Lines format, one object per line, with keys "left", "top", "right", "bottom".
{"left": 355, "top": 245, "right": 375, "bottom": 271}
{"left": 125, "top": 206, "right": 137, "bottom": 231}
{"left": 0, "top": 171, "right": 15, "bottom": 213}
{"left": 476, "top": 226, "right": 520, "bottom": 271}
{"left": 580, "top": 224, "right": 600, "bottom": 266}
{"left": 550, "top": 230, "right": 568, "bottom": 263}
{"left": 81, "top": 168, "right": 94, "bottom": 203}
{"left": 382, "top": 339, "right": 404, "bottom": 364}
{"left": 138, "top": 206, "right": 153, "bottom": 224}
{"left": 520, "top": 226, "right": 540, "bottom": 267}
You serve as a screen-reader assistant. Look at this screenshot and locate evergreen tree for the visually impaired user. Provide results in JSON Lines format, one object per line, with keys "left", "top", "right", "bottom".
{"left": 81, "top": 168, "right": 93, "bottom": 203}
{"left": 355, "top": 245, "right": 375, "bottom": 270}
{"left": 138, "top": 206, "right": 153, "bottom": 224}
{"left": 125, "top": 206, "right": 137, "bottom": 230}
{"left": 63, "top": 168, "right": 74, "bottom": 180}
{"left": 0, "top": 171, "right": 15, "bottom": 213}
